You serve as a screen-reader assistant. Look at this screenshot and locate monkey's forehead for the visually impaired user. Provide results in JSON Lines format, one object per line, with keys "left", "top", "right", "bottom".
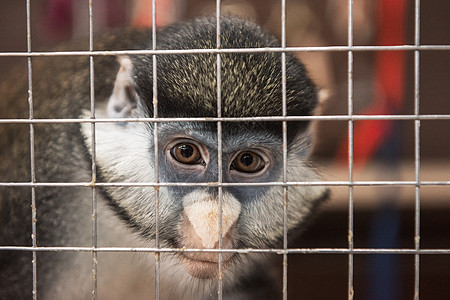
{"left": 121, "top": 17, "right": 318, "bottom": 119}
{"left": 132, "top": 52, "right": 317, "bottom": 118}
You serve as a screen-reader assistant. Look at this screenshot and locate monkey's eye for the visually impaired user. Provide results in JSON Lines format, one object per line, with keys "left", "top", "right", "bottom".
{"left": 171, "top": 143, "right": 203, "bottom": 165}
{"left": 231, "top": 151, "right": 265, "bottom": 173}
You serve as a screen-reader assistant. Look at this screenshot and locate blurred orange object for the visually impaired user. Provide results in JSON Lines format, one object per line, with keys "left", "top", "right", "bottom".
{"left": 131, "top": 0, "right": 180, "bottom": 27}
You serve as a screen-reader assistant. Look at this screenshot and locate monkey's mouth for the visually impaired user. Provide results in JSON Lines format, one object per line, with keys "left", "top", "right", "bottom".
{"left": 178, "top": 251, "right": 235, "bottom": 279}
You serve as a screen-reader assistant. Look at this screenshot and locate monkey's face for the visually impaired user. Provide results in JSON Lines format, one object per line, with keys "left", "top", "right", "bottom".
{"left": 80, "top": 18, "right": 327, "bottom": 284}
{"left": 85, "top": 116, "right": 326, "bottom": 281}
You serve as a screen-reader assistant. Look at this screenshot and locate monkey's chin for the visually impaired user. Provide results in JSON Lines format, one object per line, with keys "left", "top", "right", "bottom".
{"left": 179, "top": 253, "right": 234, "bottom": 279}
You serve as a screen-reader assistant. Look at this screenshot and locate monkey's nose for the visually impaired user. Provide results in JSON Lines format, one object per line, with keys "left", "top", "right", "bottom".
{"left": 182, "top": 200, "right": 239, "bottom": 249}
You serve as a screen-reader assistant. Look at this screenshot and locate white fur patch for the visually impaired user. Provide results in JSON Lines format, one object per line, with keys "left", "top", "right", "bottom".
{"left": 183, "top": 191, "right": 241, "bottom": 249}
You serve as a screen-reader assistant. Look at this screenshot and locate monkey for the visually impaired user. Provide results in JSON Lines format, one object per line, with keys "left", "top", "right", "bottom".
{"left": 0, "top": 17, "right": 328, "bottom": 299}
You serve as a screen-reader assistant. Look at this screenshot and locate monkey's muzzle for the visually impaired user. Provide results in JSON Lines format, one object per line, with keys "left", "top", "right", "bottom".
{"left": 177, "top": 198, "right": 240, "bottom": 279}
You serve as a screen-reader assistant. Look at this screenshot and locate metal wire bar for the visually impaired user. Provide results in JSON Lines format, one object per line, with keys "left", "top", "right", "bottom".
{"left": 1, "top": 246, "right": 450, "bottom": 255}
{"left": 414, "top": 0, "right": 421, "bottom": 299}
{"left": 215, "top": 4, "right": 224, "bottom": 299}
{"left": 151, "top": 0, "right": 160, "bottom": 298}
{"left": 1, "top": 45, "right": 450, "bottom": 57}
{"left": 88, "top": 1, "right": 98, "bottom": 299}
{"left": 347, "top": 0, "right": 355, "bottom": 299}
{"left": 1, "top": 180, "right": 449, "bottom": 188}
{"left": 281, "top": 0, "right": 288, "bottom": 298}
{"left": 3, "top": 114, "right": 450, "bottom": 125}
{"left": 25, "top": 0, "right": 38, "bottom": 299}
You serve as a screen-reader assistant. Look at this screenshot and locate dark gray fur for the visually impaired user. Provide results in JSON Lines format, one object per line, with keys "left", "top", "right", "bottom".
{"left": 0, "top": 17, "right": 328, "bottom": 299}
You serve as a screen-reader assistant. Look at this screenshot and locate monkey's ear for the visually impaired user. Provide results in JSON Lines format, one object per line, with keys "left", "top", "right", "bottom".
{"left": 106, "top": 56, "right": 139, "bottom": 118}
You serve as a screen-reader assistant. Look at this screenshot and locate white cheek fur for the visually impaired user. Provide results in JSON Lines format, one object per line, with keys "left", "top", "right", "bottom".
{"left": 80, "top": 109, "right": 162, "bottom": 231}
{"left": 80, "top": 109, "right": 154, "bottom": 184}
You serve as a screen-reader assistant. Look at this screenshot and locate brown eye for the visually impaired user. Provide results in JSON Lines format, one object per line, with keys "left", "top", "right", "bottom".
{"left": 231, "top": 151, "right": 265, "bottom": 173}
{"left": 171, "top": 143, "right": 202, "bottom": 165}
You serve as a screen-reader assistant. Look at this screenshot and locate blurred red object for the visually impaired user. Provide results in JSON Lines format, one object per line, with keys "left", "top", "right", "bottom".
{"left": 337, "top": 0, "right": 407, "bottom": 167}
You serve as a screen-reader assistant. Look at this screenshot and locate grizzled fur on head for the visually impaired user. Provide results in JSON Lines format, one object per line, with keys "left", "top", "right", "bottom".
{"left": 130, "top": 17, "right": 318, "bottom": 120}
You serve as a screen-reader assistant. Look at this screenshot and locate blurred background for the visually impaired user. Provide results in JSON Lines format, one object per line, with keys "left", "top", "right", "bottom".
{"left": 0, "top": 0, "right": 449, "bottom": 299}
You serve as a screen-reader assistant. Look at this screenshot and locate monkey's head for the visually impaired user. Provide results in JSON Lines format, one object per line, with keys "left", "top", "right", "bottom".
{"left": 83, "top": 17, "right": 328, "bottom": 287}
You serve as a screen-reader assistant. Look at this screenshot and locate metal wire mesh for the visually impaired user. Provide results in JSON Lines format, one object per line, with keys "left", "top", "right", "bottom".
{"left": 0, "top": 0, "right": 450, "bottom": 299}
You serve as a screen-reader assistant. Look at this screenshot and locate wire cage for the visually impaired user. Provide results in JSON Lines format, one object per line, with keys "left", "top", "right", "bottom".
{"left": 0, "top": 0, "right": 449, "bottom": 299}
